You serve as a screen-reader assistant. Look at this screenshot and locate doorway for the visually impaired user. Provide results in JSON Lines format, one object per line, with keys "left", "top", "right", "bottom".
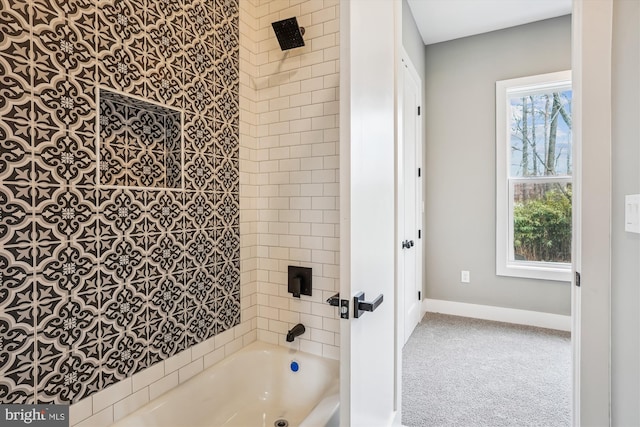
{"left": 399, "top": 7, "right": 577, "bottom": 427}
{"left": 338, "top": 1, "right": 612, "bottom": 424}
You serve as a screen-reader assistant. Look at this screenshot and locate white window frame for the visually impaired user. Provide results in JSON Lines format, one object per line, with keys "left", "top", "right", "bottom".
{"left": 496, "top": 70, "right": 572, "bottom": 282}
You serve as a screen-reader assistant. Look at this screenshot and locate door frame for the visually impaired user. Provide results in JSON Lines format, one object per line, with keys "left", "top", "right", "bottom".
{"left": 571, "top": 3, "right": 582, "bottom": 423}
{"left": 571, "top": 0, "right": 613, "bottom": 425}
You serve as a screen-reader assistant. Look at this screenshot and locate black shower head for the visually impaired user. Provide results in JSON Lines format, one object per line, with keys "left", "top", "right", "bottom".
{"left": 271, "top": 17, "right": 305, "bottom": 51}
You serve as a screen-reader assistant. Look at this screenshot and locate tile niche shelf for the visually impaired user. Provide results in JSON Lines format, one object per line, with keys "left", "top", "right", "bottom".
{"left": 98, "top": 89, "right": 183, "bottom": 189}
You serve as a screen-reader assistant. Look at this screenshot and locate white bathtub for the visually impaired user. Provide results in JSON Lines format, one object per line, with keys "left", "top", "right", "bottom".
{"left": 111, "top": 341, "right": 340, "bottom": 427}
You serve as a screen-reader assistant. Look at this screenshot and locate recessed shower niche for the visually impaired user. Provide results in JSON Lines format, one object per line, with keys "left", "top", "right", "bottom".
{"left": 99, "top": 89, "right": 183, "bottom": 189}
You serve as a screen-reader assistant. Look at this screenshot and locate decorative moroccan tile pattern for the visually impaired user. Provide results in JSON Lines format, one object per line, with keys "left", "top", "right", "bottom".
{"left": 213, "top": 57, "right": 235, "bottom": 92}
{"left": 96, "top": 43, "right": 146, "bottom": 97}
{"left": 97, "top": 188, "right": 146, "bottom": 236}
{"left": 148, "top": 274, "right": 183, "bottom": 320}
{"left": 216, "top": 227, "right": 240, "bottom": 263}
{"left": 0, "top": 119, "right": 31, "bottom": 183}
{"left": 215, "top": 0, "right": 238, "bottom": 22}
{"left": 214, "top": 157, "right": 239, "bottom": 193}
{"left": 183, "top": 39, "right": 215, "bottom": 83}
{"left": 36, "top": 350, "right": 101, "bottom": 404}
{"left": 184, "top": 191, "right": 216, "bottom": 230}
{"left": 184, "top": 153, "right": 215, "bottom": 191}
{"left": 146, "top": 20, "right": 182, "bottom": 65}
{"left": 0, "top": 0, "right": 240, "bottom": 405}
{"left": 0, "top": 183, "right": 33, "bottom": 247}
{"left": 0, "top": 258, "right": 35, "bottom": 404}
{"left": 146, "top": 62, "right": 183, "bottom": 107}
{"left": 215, "top": 88, "right": 239, "bottom": 127}
{"left": 103, "top": 327, "right": 149, "bottom": 379}
{"left": 35, "top": 186, "right": 99, "bottom": 241}
{"left": 33, "top": 128, "right": 97, "bottom": 187}
{"left": 184, "top": 1, "right": 214, "bottom": 39}
{"left": 148, "top": 315, "right": 185, "bottom": 360}
{"left": 183, "top": 77, "right": 216, "bottom": 118}
{"left": 216, "top": 192, "right": 239, "bottom": 228}
{"left": 37, "top": 240, "right": 100, "bottom": 296}
{"left": 146, "top": 0, "right": 184, "bottom": 24}
{"left": 183, "top": 229, "right": 216, "bottom": 271}
{"left": 99, "top": 90, "right": 182, "bottom": 189}
{"left": 32, "top": 70, "right": 97, "bottom": 134}
{"left": 36, "top": 294, "right": 101, "bottom": 360}
{"left": 0, "top": 53, "right": 32, "bottom": 122}
{"left": 146, "top": 190, "right": 183, "bottom": 233}
{"left": 32, "top": 16, "right": 96, "bottom": 82}
{"left": 0, "top": 1, "right": 31, "bottom": 63}
{"left": 32, "top": 0, "right": 95, "bottom": 25}
{"left": 97, "top": 0, "right": 145, "bottom": 50}
{"left": 184, "top": 114, "right": 215, "bottom": 154}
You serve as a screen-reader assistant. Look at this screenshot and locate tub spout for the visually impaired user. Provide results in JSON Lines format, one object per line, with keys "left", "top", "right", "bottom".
{"left": 286, "top": 323, "right": 306, "bottom": 342}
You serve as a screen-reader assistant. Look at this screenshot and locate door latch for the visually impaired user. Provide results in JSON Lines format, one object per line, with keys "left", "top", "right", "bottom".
{"left": 327, "top": 293, "right": 350, "bottom": 319}
{"left": 340, "top": 298, "right": 350, "bottom": 319}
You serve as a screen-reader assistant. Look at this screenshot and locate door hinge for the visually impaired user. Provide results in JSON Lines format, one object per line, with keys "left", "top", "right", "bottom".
{"left": 418, "top": 291, "right": 421, "bottom": 300}
{"left": 575, "top": 271, "right": 581, "bottom": 287}
{"left": 418, "top": 167, "right": 421, "bottom": 177}
{"left": 417, "top": 106, "right": 421, "bottom": 116}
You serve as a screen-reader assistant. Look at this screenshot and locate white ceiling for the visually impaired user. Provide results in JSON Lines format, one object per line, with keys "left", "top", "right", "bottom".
{"left": 407, "top": 0, "right": 572, "bottom": 45}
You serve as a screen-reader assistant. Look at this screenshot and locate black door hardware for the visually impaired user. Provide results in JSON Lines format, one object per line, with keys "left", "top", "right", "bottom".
{"left": 353, "top": 292, "right": 384, "bottom": 318}
{"left": 326, "top": 293, "right": 340, "bottom": 306}
{"left": 401, "top": 240, "right": 414, "bottom": 249}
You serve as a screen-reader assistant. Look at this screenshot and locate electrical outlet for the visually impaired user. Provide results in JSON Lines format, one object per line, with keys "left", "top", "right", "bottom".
{"left": 461, "top": 270, "right": 470, "bottom": 283}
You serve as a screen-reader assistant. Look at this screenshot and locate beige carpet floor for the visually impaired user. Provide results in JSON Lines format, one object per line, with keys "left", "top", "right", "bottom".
{"left": 402, "top": 312, "right": 571, "bottom": 427}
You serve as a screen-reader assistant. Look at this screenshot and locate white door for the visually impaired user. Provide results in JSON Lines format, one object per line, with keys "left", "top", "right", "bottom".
{"left": 339, "top": 0, "right": 400, "bottom": 426}
{"left": 399, "top": 53, "right": 423, "bottom": 345}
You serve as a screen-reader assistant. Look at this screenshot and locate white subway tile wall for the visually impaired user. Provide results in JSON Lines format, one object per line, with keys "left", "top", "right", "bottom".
{"left": 253, "top": 0, "right": 340, "bottom": 359}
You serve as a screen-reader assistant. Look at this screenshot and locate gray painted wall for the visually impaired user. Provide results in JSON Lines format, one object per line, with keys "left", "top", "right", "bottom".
{"left": 423, "top": 16, "right": 572, "bottom": 315}
{"left": 611, "top": 0, "right": 640, "bottom": 423}
{"left": 402, "top": 0, "right": 425, "bottom": 81}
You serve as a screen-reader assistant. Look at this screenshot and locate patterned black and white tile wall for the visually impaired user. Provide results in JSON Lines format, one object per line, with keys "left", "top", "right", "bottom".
{"left": 0, "top": 0, "right": 240, "bottom": 405}
{"left": 99, "top": 90, "right": 182, "bottom": 189}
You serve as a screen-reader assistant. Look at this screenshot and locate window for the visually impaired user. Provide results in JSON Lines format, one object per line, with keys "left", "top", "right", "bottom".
{"left": 496, "top": 71, "right": 572, "bottom": 281}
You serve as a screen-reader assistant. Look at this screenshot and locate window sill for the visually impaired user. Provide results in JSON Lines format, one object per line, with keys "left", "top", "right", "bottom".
{"left": 497, "top": 262, "right": 572, "bottom": 282}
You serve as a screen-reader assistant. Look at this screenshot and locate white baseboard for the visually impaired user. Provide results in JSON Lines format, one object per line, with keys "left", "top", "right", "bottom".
{"left": 422, "top": 298, "right": 571, "bottom": 332}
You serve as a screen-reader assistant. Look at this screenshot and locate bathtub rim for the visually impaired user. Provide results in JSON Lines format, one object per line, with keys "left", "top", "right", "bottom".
{"left": 109, "top": 340, "right": 339, "bottom": 427}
